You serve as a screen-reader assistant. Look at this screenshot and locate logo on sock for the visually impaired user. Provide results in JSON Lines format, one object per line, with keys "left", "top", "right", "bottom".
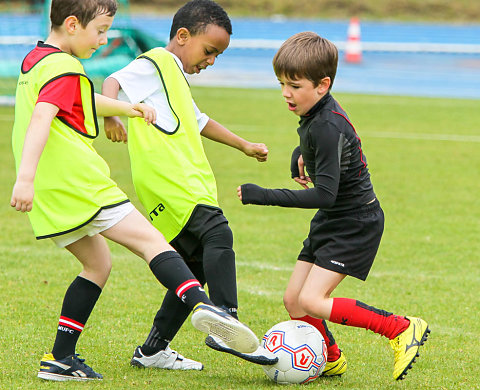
{"left": 58, "top": 326, "right": 74, "bottom": 334}
{"left": 176, "top": 279, "right": 202, "bottom": 301}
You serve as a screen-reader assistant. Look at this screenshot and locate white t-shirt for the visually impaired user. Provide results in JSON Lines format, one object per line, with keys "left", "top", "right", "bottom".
{"left": 109, "top": 50, "right": 209, "bottom": 133}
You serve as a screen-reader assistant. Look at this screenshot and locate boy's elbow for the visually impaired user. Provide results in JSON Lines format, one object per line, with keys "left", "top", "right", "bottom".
{"left": 102, "top": 77, "right": 120, "bottom": 97}
{"left": 321, "top": 196, "right": 336, "bottom": 209}
{"left": 313, "top": 187, "right": 336, "bottom": 208}
{"left": 103, "top": 76, "right": 118, "bottom": 88}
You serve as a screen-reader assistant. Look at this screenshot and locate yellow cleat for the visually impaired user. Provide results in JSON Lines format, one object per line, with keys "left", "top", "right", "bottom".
{"left": 389, "top": 316, "right": 430, "bottom": 380}
{"left": 321, "top": 350, "right": 347, "bottom": 377}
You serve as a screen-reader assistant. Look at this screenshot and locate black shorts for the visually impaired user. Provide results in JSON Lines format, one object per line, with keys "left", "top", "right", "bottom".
{"left": 170, "top": 205, "right": 229, "bottom": 261}
{"left": 298, "top": 199, "right": 384, "bottom": 281}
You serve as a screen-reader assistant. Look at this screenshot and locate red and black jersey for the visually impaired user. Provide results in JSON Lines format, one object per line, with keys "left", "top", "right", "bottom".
{"left": 241, "top": 92, "right": 376, "bottom": 212}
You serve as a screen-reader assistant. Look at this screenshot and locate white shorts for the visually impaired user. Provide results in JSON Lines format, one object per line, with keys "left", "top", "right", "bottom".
{"left": 51, "top": 202, "right": 135, "bottom": 248}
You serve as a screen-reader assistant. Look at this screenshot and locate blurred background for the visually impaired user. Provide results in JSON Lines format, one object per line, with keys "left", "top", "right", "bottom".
{"left": 1, "top": 0, "right": 479, "bottom": 103}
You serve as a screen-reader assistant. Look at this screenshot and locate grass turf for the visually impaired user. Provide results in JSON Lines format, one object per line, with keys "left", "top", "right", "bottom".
{"left": 1, "top": 87, "right": 479, "bottom": 389}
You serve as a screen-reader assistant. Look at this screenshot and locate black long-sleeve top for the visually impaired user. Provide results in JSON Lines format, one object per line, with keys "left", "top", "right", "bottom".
{"left": 241, "top": 93, "right": 376, "bottom": 212}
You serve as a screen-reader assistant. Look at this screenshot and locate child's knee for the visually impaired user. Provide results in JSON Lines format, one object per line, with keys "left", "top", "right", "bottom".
{"left": 86, "top": 256, "right": 112, "bottom": 277}
{"left": 283, "top": 290, "right": 298, "bottom": 312}
{"left": 298, "top": 292, "right": 329, "bottom": 319}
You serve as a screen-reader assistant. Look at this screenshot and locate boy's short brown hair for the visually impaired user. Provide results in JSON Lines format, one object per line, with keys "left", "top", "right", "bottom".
{"left": 273, "top": 31, "right": 338, "bottom": 88}
{"left": 50, "top": 0, "right": 117, "bottom": 28}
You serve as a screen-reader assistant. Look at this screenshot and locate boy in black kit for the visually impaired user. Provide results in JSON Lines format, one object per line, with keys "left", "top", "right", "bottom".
{"left": 238, "top": 32, "right": 430, "bottom": 381}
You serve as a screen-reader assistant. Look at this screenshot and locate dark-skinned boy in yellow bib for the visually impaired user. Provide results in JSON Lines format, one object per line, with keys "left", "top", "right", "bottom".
{"left": 128, "top": 48, "right": 218, "bottom": 243}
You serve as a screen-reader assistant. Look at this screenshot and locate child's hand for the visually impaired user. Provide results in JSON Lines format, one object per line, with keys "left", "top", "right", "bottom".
{"left": 10, "top": 180, "right": 34, "bottom": 212}
{"left": 244, "top": 142, "right": 268, "bottom": 162}
{"left": 104, "top": 116, "right": 128, "bottom": 143}
{"left": 237, "top": 185, "right": 243, "bottom": 201}
{"left": 131, "top": 103, "right": 156, "bottom": 125}
{"left": 293, "top": 154, "right": 312, "bottom": 189}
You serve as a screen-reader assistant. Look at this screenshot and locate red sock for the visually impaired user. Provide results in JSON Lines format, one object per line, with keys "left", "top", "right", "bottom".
{"left": 290, "top": 315, "right": 341, "bottom": 361}
{"left": 329, "top": 298, "right": 409, "bottom": 339}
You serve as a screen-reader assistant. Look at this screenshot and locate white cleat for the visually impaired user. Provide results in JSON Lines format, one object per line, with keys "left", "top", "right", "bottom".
{"left": 130, "top": 346, "right": 203, "bottom": 370}
{"left": 191, "top": 303, "right": 259, "bottom": 353}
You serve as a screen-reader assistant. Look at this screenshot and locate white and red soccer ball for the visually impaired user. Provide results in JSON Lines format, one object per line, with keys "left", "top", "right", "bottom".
{"left": 262, "top": 320, "right": 327, "bottom": 385}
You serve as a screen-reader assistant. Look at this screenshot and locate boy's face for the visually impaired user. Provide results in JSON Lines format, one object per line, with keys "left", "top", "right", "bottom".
{"left": 277, "top": 75, "right": 328, "bottom": 116}
{"left": 69, "top": 13, "right": 113, "bottom": 58}
{"left": 175, "top": 24, "right": 230, "bottom": 75}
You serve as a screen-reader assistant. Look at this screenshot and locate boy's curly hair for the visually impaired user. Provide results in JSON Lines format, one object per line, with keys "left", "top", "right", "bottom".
{"left": 169, "top": 0, "right": 232, "bottom": 40}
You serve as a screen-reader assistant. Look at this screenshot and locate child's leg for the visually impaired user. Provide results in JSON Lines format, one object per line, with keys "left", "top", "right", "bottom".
{"left": 141, "top": 215, "right": 237, "bottom": 357}
{"left": 199, "top": 222, "right": 238, "bottom": 317}
{"left": 51, "top": 235, "right": 110, "bottom": 359}
{"left": 298, "top": 265, "right": 429, "bottom": 380}
{"left": 298, "top": 266, "right": 409, "bottom": 339}
{"left": 101, "top": 208, "right": 212, "bottom": 309}
{"left": 284, "top": 260, "right": 342, "bottom": 362}
{"left": 140, "top": 262, "right": 205, "bottom": 355}
{"left": 101, "top": 208, "right": 259, "bottom": 353}
{"left": 142, "top": 291, "right": 191, "bottom": 353}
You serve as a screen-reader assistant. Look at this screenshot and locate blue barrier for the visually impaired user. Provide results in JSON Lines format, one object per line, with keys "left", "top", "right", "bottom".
{"left": 1, "top": 15, "right": 479, "bottom": 99}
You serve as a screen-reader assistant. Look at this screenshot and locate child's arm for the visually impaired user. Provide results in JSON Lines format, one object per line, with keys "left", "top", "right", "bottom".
{"left": 101, "top": 77, "right": 128, "bottom": 143}
{"left": 10, "top": 102, "right": 58, "bottom": 212}
{"left": 94, "top": 92, "right": 156, "bottom": 124}
{"left": 201, "top": 119, "right": 268, "bottom": 162}
{"left": 236, "top": 183, "right": 336, "bottom": 209}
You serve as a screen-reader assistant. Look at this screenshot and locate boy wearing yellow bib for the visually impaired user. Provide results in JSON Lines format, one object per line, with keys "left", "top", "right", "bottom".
{"left": 102, "top": 0, "right": 272, "bottom": 369}
{"left": 11, "top": 0, "right": 259, "bottom": 381}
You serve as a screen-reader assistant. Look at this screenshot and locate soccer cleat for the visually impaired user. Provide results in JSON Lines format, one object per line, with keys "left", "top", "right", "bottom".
{"left": 389, "top": 316, "right": 430, "bottom": 380}
{"left": 37, "top": 353, "right": 102, "bottom": 381}
{"left": 191, "top": 303, "right": 259, "bottom": 354}
{"left": 130, "top": 346, "right": 203, "bottom": 370}
{"left": 205, "top": 335, "right": 278, "bottom": 365}
{"left": 321, "top": 350, "right": 347, "bottom": 377}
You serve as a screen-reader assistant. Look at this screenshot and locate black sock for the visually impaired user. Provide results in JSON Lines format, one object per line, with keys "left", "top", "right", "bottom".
{"left": 141, "top": 325, "right": 170, "bottom": 355}
{"left": 220, "top": 306, "right": 238, "bottom": 320}
{"left": 143, "top": 262, "right": 206, "bottom": 355}
{"left": 149, "top": 251, "right": 213, "bottom": 309}
{"left": 51, "top": 276, "right": 102, "bottom": 360}
{"left": 200, "top": 223, "right": 238, "bottom": 315}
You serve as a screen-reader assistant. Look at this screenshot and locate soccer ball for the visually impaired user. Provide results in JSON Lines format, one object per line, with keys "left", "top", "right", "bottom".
{"left": 262, "top": 320, "right": 327, "bottom": 385}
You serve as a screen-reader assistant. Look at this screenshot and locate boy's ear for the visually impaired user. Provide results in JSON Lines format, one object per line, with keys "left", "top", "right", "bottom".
{"left": 175, "top": 27, "right": 191, "bottom": 46}
{"left": 64, "top": 15, "right": 79, "bottom": 34}
{"left": 317, "top": 77, "right": 331, "bottom": 94}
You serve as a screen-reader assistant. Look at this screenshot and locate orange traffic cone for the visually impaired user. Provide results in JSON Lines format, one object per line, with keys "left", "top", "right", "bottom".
{"left": 345, "top": 17, "right": 362, "bottom": 63}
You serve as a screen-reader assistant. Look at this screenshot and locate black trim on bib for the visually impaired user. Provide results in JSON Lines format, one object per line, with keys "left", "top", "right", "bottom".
{"left": 21, "top": 43, "right": 65, "bottom": 74}
{"left": 138, "top": 54, "right": 182, "bottom": 135}
{"left": 21, "top": 51, "right": 61, "bottom": 74}
{"left": 39, "top": 73, "right": 99, "bottom": 139}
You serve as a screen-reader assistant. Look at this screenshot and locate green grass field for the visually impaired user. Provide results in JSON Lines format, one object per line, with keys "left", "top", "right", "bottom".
{"left": 1, "top": 87, "right": 480, "bottom": 389}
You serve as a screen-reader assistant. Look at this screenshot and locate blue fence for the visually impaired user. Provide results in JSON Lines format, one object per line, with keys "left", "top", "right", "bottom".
{"left": 1, "top": 14, "right": 479, "bottom": 99}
